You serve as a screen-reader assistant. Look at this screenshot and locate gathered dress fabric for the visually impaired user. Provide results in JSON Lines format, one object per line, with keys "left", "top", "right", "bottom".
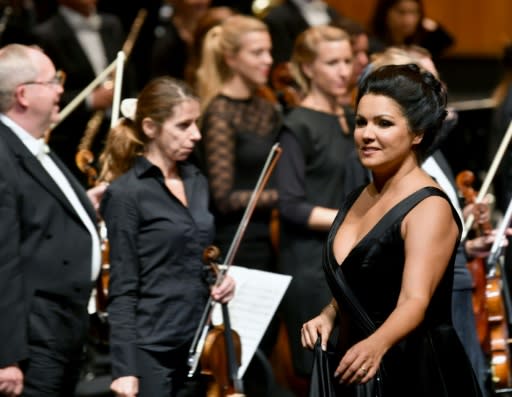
{"left": 322, "top": 186, "right": 482, "bottom": 397}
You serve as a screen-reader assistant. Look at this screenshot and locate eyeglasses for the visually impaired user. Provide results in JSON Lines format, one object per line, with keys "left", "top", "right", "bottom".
{"left": 21, "top": 70, "right": 66, "bottom": 87}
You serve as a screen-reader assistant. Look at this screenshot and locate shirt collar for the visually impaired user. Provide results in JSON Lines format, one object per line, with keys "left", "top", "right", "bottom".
{"left": 59, "top": 5, "right": 101, "bottom": 31}
{"left": 134, "top": 156, "right": 198, "bottom": 179}
{"left": 290, "top": 0, "right": 330, "bottom": 26}
{"left": 0, "top": 114, "right": 48, "bottom": 158}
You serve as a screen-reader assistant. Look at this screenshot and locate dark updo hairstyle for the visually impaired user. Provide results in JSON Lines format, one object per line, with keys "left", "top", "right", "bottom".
{"left": 356, "top": 63, "right": 447, "bottom": 161}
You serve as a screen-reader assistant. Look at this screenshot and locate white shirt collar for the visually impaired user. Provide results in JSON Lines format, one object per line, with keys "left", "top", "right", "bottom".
{"left": 290, "top": 0, "right": 330, "bottom": 26}
{"left": 0, "top": 114, "right": 48, "bottom": 158}
{"left": 59, "top": 5, "right": 101, "bottom": 31}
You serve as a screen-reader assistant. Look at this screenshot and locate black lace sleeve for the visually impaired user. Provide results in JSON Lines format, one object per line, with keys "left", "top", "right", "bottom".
{"left": 201, "top": 95, "right": 280, "bottom": 214}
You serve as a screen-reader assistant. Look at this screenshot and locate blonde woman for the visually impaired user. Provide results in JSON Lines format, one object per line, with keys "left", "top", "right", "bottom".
{"left": 196, "top": 15, "right": 280, "bottom": 281}
{"left": 275, "top": 25, "right": 355, "bottom": 378}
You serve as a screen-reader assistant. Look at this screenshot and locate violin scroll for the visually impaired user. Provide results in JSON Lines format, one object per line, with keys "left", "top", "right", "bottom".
{"left": 203, "top": 245, "right": 222, "bottom": 267}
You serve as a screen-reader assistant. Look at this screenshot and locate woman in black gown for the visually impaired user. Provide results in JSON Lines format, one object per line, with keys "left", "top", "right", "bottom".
{"left": 301, "top": 64, "right": 482, "bottom": 397}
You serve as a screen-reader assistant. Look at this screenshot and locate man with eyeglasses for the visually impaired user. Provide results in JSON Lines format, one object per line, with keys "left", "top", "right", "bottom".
{"left": 0, "top": 44, "right": 106, "bottom": 397}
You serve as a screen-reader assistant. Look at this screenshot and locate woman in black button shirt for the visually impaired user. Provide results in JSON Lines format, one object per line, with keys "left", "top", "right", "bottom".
{"left": 98, "top": 77, "right": 235, "bottom": 397}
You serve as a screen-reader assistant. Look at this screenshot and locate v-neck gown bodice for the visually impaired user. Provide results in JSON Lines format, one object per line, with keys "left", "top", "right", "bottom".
{"left": 323, "top": 186, "right": 482, "bottom": 397}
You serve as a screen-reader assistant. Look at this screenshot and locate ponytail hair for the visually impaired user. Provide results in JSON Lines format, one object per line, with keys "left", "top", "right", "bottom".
{"left": 290, "top": 25, "right": 350, "bottom": 94}
{"left": 196, "top": 15, "right": 268, "bottom": 110}
{"left": 99, "top": 77, "right": 198, "bottom": 182}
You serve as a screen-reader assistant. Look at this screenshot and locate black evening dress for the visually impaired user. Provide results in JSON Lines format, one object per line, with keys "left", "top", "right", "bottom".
{"left": 323, "top": 186, "right": 483, "bottom": 397}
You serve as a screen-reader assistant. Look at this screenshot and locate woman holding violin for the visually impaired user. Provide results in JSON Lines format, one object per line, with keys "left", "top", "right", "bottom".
{"left": 196, "top": 15, "right": 281, "bottom": 362}
{"left": 98, "top": 76, "right": 235, "bottom": 397}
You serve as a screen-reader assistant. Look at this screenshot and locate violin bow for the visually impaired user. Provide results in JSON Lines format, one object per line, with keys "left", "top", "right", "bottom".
{"left": 45, "top": 8, "right": 148, "bottom": 143}
{"left": 462, "top": 120, "right": 512, "bottom": 241}
{"left": 110, "top": 51, "right": 125, "bottom": 128}
{"left": 187, "top": 143, "right": 282, "bottom": 377}
{"left": 46, "top": 58, "right": 119, "bottom": 142}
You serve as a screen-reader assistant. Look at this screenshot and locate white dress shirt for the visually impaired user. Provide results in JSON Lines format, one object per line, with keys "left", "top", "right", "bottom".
{"left": 422, "top": 155, "right": 465, "bottom": 233}
{"left": 290, "top": 0, "right": 331, "bottom": 26}
{"left": 59, "top": 5, "right": 107, "bottom": 77}
{"left": 0, "top": 114, "right": 101, "bottom": 281}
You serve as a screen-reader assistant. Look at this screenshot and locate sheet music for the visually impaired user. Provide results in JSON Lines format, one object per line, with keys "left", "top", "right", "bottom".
{"left": 211, "top": 265, "right": 292, "bottom": 377}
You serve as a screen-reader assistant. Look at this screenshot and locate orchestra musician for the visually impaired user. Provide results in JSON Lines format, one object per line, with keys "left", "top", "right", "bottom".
{"left": 0, "top": 44, "right": 106, "bottom": 397}
{"left": 98, "top": 77, "right": 235, "bottom": 397}
{"left": 32, "top": 0, "right": 134, "bottom": 183}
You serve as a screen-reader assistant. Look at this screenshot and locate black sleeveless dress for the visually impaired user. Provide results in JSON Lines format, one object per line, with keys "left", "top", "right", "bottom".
{"left": 323, "top": 186, "right": 483, "bottom": 397}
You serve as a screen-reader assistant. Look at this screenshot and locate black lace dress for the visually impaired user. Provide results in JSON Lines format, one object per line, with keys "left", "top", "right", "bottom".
{"left": 323, "top": 186, "right": 483, "bottom": 397}
{"left": 200, "top": 94, "right": 281, "bottom": 273}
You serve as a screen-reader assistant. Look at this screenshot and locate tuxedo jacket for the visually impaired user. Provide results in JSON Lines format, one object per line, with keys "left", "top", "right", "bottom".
{"left": 33, "top": 11, "right": 125, "bottom": 117}
{"left": 0, "top": 121, "right": 97, "bottom": 367}
{"left": 264, "top": 1, "right": 340, "bottom": 66}
{"left": 32, "top": 11, "right": 132, "bottom": 178}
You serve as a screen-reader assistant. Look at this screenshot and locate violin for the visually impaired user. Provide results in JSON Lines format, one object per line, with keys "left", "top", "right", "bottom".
{"left": 457, "top": 170, "right": 512, "bottom": 390}
{"left": 484, "top": 196, "right": 512, "bottom": 390}
{"left": 87, "top": 221, "right": 110, "bottom": 347}
{"left": 95, "top": 221, "right": 110, "bottom": 315}
{"left": 270, "top": 62, "right": 302, "bottom": 110}
{"left": 456, "top": 170, "right": 491, "bottom": 351}
{"left": 201, "top": 246, "right": 245, "bottom": 397}
{"left": 187, "top": 144, "right": 282, "bottom": 388}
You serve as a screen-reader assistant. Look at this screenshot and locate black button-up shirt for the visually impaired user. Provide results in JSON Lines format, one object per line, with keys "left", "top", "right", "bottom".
{"left": 100, "top": 156, "right": 214, "bottom": 378}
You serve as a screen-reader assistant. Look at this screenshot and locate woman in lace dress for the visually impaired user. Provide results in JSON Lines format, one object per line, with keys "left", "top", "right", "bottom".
{"left": 196, "top": 15, "right": 281, "bottom": 356}
{"left": 301, "top": 64, "right": 482, "bottom": 397}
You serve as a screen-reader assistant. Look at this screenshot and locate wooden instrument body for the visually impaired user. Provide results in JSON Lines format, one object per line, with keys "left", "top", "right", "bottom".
{"left": 486, "top": 274, "right": 512, "bottom": 388}
{"left": 201, "top": 325, "right": 243, "bottom": 397}
{"left": 456, "top": 170, "right": 512, "bottom": 389}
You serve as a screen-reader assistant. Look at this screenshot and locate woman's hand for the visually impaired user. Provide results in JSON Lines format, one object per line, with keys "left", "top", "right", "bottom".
{"left": 463, "top": 201, "right": 490, "bottom": 227}
{"left": 301, "top": 303, "right": 337, "bottom": 351}
{"left": 0, "top": 365, "right": 23, "bottom": 396}
{"left": 87, "top": 182, "right": 109, "bottom": 217}
{"left": 211, "top": 275, "right": 235, "bottom": 303}
{"left": 334, "top": 336, "right": 385, "bottom": 385}
{"left": 465, "top": 228, "right": 512, "bottom": 258}
{"left": 110, "top": 376, "right": 139, "bottom": 397}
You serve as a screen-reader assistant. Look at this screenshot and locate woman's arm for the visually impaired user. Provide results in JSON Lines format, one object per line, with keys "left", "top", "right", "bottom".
{"left": 277, "top": 129, "right": 337, "bottom": 231}
{"left": 334, "top": 195, "right": 459, "bottom": 384}
{"left": 301, "top": 298, "right": 338, "bottom": 351}
{"left": 100, "top": 188, "right": 140, "bottom": 381}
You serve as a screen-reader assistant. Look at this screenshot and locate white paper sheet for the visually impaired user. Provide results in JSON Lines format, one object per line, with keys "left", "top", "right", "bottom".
{"left": 211, "top": 265, "right": 292, "bottom": 377}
